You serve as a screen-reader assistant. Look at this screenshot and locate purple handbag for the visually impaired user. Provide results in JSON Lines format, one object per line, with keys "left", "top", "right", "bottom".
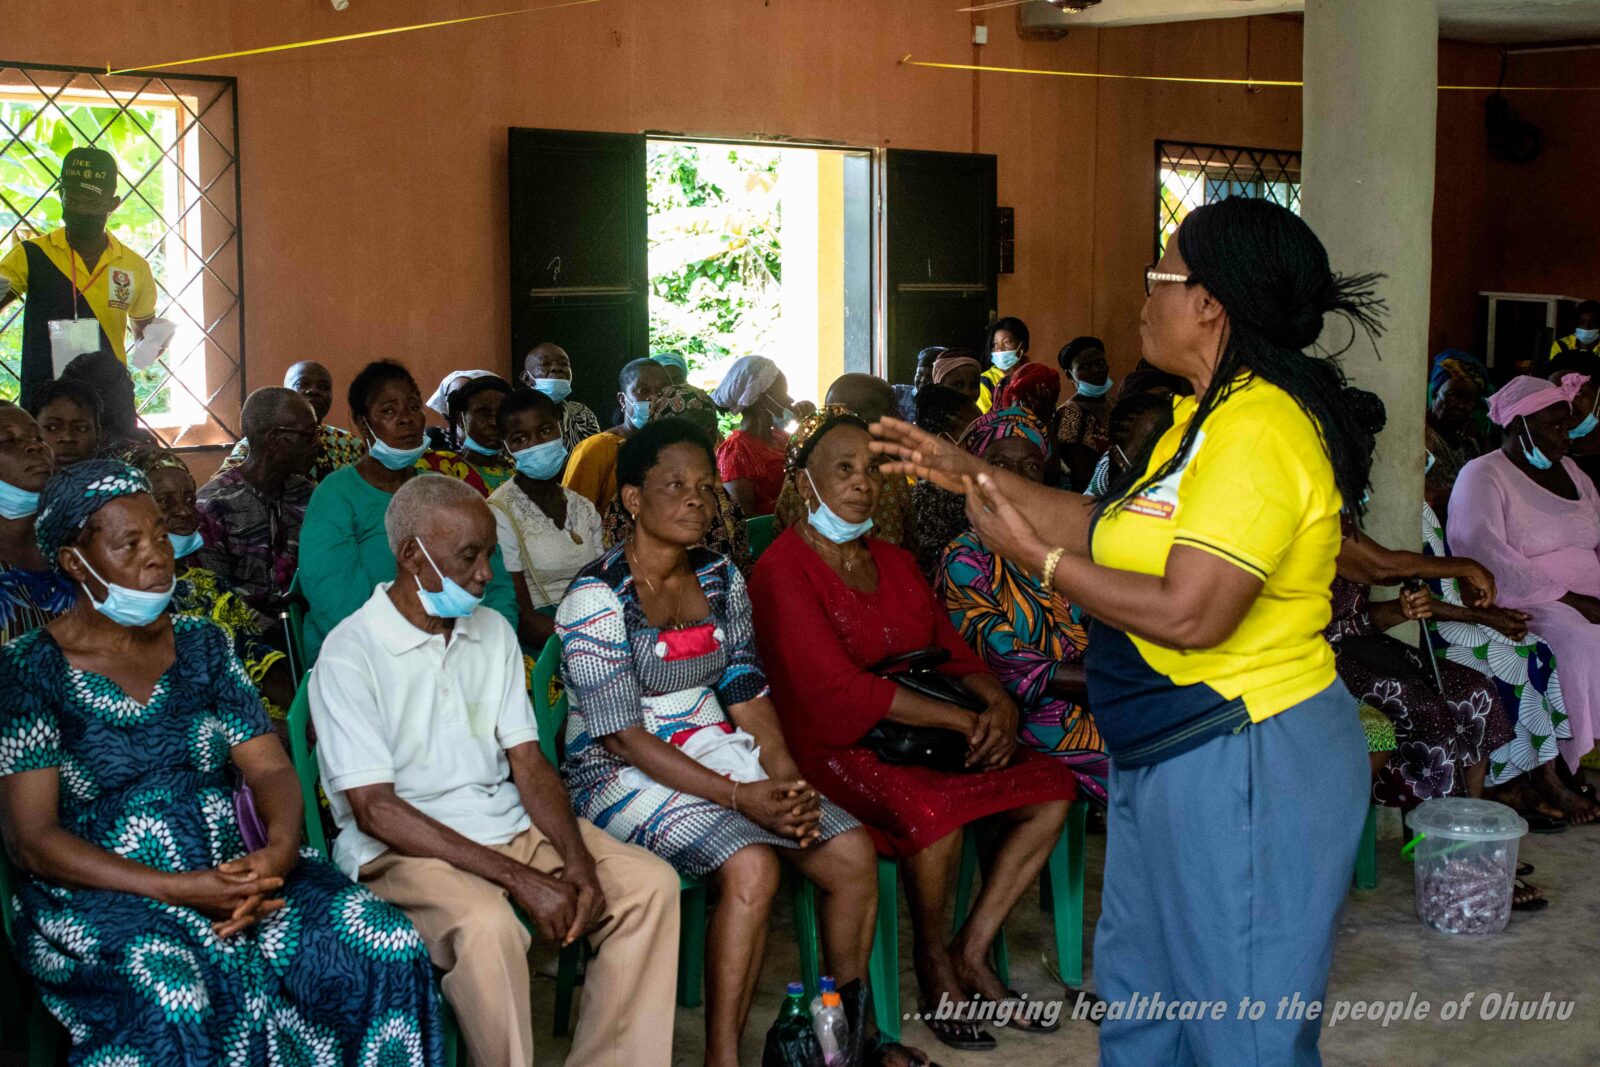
{"left": 232, "top": 778, "right": 270, "bottom": 854}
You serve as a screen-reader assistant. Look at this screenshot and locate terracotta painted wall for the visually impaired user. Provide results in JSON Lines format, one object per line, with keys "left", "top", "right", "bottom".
{"left": 5, "top": 1, "right": 1592, "bottom": 449}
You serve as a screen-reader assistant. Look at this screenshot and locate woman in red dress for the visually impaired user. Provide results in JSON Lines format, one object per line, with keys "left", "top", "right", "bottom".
{"left": 710, "top": 355, "right": 794, "bottom": 517}
{"left": 749, "top": 407, "right": 1074, "bottom": 1053}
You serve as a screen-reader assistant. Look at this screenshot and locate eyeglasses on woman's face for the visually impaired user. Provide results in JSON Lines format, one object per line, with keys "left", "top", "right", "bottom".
{"left": 1144, "top": 266, "right": 1190, "bottom": 297}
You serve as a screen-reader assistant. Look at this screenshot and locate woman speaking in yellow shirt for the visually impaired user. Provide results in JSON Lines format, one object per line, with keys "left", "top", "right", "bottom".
{"left": 873, "top": 197, "right": 1384, "bottom": 1067}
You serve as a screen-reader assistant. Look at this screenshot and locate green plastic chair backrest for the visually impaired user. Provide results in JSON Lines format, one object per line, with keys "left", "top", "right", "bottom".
{"left": 0, "top": 846, "right": 18, "bottom": 947}
{"left": 529, "top": 635, "right": 568, "bottom": 767}
{"left": 285, "top": 671, "right": 329, "bottom": 857}
{"left": 747, "top": 514, "right": 776, "bottom": 560}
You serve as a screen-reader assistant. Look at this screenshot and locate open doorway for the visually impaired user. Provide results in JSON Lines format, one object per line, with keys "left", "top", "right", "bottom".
{"left": 645, "top": 139, "right": 872, "bottom": 406}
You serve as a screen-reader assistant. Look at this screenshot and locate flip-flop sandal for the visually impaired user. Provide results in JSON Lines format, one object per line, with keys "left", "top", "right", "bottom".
{"left": 1512, "top": 877, "right": 1550, "bottom": 912}
{"left": 917, "top": 1011, "right": 997, "bottom": 1053}
{"left": 1517, "top": 809, "right": 1569, "bottom": 834}
{"left": 1517, "top": 861, "right": 1535, "bottom": 877}
{"left": 970, "top": 991, "right": 1059, "bottom": 1034}
{"left": 1066, "top": 986, "right": 1105, "bottom": 1027}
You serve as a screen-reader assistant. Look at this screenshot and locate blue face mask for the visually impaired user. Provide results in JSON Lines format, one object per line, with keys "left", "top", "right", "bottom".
{"left": 1576, "top": 327, "right": 1600, "bottom": 347}
{"left": 168, "top": 530, "right": 204, "bottom": 559}
{"left": 511, "top": 438, "right": 568, "bottom": 481}
{"left": 413, "top": 539, "right": 483, "bottom": 619}
{"left": 627, "top": 399, "right": 651, "bottom": 431}
{"left": 1570, "top": 411, "right": 1598, "bottom": 440}
{"left": 367, "top": 434, "right": 429, "bottom": 471}
{"left": 1521, "top": 417, "right": 1554, "bottom": 471}
{"left": 0, "top": 478, "right": 40, "bottom": 520}
{"left": 71, "top": 548, "right": 174, "bottom": 627}
{"left": 991, "top": 350, "right": 1022, "bottom": 372}
{"left": 461, "top": 435, "right": 501, "bottom": 457}
{"left": 1074, "top": 376, "right": 1114, "bottom": 399}
{"left": 532, "top": 377, "right": 573, "bottom": 405}
{"left": 804, "top": 470, "right": 874, "bottom": 544}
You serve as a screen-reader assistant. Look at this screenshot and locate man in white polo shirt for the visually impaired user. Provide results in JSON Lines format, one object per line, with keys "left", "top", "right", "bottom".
{"left": 310, "top": 473, "right": 678, "bottom": 1067}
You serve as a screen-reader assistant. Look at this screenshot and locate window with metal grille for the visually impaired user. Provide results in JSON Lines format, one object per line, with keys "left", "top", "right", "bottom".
{"left": 1156, "top": 141, "right": 1301, "bottom": 261}
{"left": 0, "top": 62, "right": 243, "bottom": 450}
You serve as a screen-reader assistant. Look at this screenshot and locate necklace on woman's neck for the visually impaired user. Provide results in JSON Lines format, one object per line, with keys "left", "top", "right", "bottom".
{"left": 627, "top": 542, "right": 687, "bottom": 629}
{"left": 800, "top": 522, "right": 865, "bottom": 573}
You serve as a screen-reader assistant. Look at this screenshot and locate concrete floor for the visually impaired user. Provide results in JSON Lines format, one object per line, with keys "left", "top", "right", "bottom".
{"left": 527, "top": 816, "right": 1600, "bottom": 1066}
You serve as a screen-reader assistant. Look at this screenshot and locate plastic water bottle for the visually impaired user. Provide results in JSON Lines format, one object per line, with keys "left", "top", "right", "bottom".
{"left": 811, "top": 990, "right": 849, "bottom": 1065}
{"left": 809, "top": 975, "right": 837, "bottom": 1019}
{"left": 781, "top": 982, "right": 808, "bottom": 1021}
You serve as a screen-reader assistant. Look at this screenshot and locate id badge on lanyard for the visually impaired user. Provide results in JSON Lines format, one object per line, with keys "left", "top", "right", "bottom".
{"left": 48, "top": 249, "right": 107, "bottom": 375}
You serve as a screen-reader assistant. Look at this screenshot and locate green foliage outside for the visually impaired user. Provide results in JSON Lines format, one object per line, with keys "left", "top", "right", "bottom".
{"left": 0, "top": 99, "right": 177, "bottom": 411}
{"left": 647, "top": 142, "right": 783, "bottom": 381}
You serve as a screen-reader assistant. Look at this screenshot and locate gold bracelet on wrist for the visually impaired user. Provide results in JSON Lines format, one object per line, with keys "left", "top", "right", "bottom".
{"left": 1040, "top": 546, "right": 1067, "bottom": 591}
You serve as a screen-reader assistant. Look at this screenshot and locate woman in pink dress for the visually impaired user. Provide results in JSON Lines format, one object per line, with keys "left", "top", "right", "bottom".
{"left": 1448, "top": 374, "right": 1600, "bottom": 822}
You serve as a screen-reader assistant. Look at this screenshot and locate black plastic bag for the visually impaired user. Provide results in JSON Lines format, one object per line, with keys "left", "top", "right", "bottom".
{"left": 762, "top": 979, "right": 876, "bottom": 1067}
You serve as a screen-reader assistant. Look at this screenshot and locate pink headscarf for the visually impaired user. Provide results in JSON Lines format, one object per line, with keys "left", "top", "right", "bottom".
{"left": 1486, "top": 374, "right": 1587, "bottom": 427}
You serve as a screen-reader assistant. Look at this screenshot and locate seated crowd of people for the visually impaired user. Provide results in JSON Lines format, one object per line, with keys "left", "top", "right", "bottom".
{"left": 2, "top": 299, "right": 1599, "bottom": 1066}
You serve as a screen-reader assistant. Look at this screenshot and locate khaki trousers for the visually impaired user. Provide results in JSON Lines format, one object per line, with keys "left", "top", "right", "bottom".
{"left": 361, "top": 820, "right": 680, "bottom": 1067}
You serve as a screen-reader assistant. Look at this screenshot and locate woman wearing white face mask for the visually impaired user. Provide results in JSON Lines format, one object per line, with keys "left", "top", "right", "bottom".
{"left": 0, "top": 400, "right": 71, "bottom": 645}
{"left": 298, "top": 360, "right": 519, "bottom": 662}
{"left": 489, "top": 386, "right": 603, "bottom": 647}
{"left": 1449, "top": 374, "right": 1600, "bottom": 817}
{"left": 749, "top": 407, "right": 1074, "bottom": 1054}
{"left": 977, "top": 316, "right": 1030, "bottom": 414}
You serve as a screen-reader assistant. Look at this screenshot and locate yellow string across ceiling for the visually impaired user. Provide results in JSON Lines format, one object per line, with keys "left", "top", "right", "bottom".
{"left": 898, "top": 55, "right": 1600, "bottom": 92}
{"left": 105, "top": 0, "right": 602, "bottom": 76}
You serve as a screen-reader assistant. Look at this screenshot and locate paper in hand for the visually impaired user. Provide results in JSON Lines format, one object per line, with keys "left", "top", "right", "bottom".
{"left": 127, "top": 318, "right": 176, "bottom": 369}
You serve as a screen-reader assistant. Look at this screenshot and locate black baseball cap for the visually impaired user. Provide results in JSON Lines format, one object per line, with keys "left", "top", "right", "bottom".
{"left": 60, "top": 147, "right": 119, "bottom": 208}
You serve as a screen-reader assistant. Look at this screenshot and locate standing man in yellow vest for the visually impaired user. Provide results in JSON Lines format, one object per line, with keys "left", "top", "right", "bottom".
{"left": 0, "top": 147, "right": 158, "bottom": 407}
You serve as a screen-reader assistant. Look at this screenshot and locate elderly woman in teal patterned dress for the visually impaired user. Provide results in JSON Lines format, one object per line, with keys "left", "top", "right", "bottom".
{"left": 0, "top": 459, "right": 442, "bottom": 1066}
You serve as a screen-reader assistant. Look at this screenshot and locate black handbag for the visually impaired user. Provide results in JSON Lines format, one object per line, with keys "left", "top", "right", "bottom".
{"left": 859, "top": 648, "right": 984, "bottom": 772}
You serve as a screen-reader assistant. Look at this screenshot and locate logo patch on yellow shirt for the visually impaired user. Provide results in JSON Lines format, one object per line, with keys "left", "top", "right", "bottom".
{"left": 107, "top": 267, "right": 133, "bottom": 309}
{"left": 1124, "top": 429, "right": 1204, "bottom": 520}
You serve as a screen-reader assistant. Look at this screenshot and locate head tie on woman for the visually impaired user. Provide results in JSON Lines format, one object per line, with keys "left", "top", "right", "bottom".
{"left": 1486, "top": 374, "right": 1587, "bottom": 427}
{"left": 35, "top": 458, "right": 152, "bottom": 570}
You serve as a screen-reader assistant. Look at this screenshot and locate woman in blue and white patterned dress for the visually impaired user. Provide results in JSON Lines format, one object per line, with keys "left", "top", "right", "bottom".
{"left": 0, "top": 460, "right": 443, "bottom": 1066}
{"left": 558, "top": 419, "right": 922, "bottom": 1067}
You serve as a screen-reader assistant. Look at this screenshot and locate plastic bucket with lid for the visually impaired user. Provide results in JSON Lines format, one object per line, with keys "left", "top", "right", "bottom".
{"left": 1405, "top": 798, "right": 1528, "bottom": 936}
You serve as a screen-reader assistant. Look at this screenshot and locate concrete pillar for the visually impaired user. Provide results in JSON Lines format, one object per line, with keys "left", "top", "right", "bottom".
{"left": 1300, "top": 0, "right": 1439, "bottom": 554}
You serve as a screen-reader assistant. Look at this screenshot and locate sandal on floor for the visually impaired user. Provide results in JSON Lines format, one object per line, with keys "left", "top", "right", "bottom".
{"left": 1066, "top": 986, "right": 1105, "bottom": 1027}
{"left": 871, "top": 1040, "right": 942, "bottom": 1067}
{"left": 917, "top": 1010, "right": 997, "bottom": 1052}
{"left": 1512, "top": 877, "right": 1550, "bottom": 912}
{"left": 970, "top": 990, "right": 1059, "bottom": 1034}
{"left": 1517, "top": 861, "right": 1535, "bottom": 877}
{"left": 1517, "top": 809, "right": 1569, "bottom": 834}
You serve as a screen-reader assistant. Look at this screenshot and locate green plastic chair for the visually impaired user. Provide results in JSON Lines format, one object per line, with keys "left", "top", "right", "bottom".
{"left": 950, "top": 799, "right": 1090, "bottom": 992}
{"left": 286, "top": 673, "right": 469, "bottom": 1061}
{"left": 0, "top": 851, "right": 64, "bottom": 1066}
{"left": 747, "top": 514, "right": 777, "bottom": 560}
{"left": 1354, "top": 805, "right": 1379, "bottom": 890}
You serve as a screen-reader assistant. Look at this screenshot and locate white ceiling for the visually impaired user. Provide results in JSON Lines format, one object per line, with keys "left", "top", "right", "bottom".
{"left": 1030, "top": 0, "right": 1600, "bottom": 44}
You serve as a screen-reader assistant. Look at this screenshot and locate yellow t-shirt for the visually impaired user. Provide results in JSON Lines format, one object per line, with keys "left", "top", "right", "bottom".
{"left": 1550, "top": 334, "right": 1598, "bottom": 359}
{"left": 0, "top": 228, "right": 157, "bottom": 364}
{"left": 976, "top": 365, "right": 1006, "bottom": 414}
{"left": 561, "top": 430, "right": 623, "bottom": 509}
{"left": 1086, "top": 376, "right": 1342, "bottom": 764}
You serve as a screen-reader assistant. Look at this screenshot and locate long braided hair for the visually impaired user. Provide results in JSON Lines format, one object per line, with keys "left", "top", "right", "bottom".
{"left": 1104, "top": 197, "right": 1387, "bottom": 516}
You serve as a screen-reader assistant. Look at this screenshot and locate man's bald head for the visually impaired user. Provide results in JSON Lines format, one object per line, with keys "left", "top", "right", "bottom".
{"left": 825, "top": 373, "right": 897, "bottom": 425}
{"left": 284, "top": 361, "right": 334, "bottom": 423}
{"left": 241, "top": 387, "right": 316, "bottom": 441}
{"left": 523, "top": 343, "right": 572, "bottom": 383}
